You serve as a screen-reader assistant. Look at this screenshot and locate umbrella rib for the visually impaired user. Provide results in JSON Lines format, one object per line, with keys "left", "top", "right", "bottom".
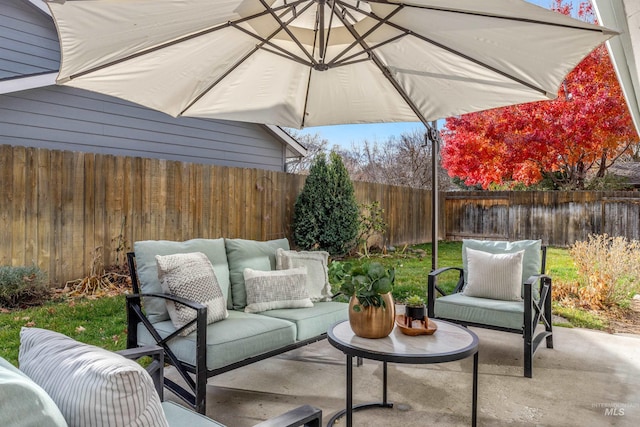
{"left": 231, "top": 23, "right": 313, "bottom": 66}
{"left": 336, "top": 1, "right": 553, "bottom": 96}
{"left": 327, "top": 3, "right": 404, "bottom": 66}
{"left": 332, "top": 32, "right": 408, "bottom": 67}
{"left": 178, "top": 1, "right": 317, "bottom": 116}
{"left": 65, "top": 0, "right": 308, "bottom": 81}
{"left": 259, "top": 0, "right": 316, "bottom": 65}
{"left": 331, "top": 6, "right": 431, "bottom": 126}
{"left": 363, "top": 0, "right": 613, "bottom": 33}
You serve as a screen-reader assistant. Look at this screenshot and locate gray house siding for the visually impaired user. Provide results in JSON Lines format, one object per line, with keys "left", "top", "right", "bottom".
{"left": 0, "top": 0, "right": 59, "bottom": 79}
{"left": 0, "top": 85, "right": 286, "bottom": 170}
{"left": 0, "top": 0, "right": 292, "bottom": 171}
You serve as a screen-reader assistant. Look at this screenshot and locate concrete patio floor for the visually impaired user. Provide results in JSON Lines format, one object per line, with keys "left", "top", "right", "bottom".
{"left": 165, "top": 326, "right": 640, "bottom": 426}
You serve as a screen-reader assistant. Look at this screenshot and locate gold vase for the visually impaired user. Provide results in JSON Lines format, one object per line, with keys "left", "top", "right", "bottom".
{"left": 349, "top": 293, "right": 396, "bottom": 339}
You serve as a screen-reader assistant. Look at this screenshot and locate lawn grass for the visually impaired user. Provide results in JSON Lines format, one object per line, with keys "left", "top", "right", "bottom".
{"left": 0, "top": 241, "right": 603, "bottom": 366}
{"left": 0, "top": 295, "right": 127, "bottom": 365}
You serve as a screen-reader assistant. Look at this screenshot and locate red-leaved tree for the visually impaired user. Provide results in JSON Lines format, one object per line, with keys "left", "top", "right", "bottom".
{"left": 441, "top": 0, "right": 638, "bottom": 190}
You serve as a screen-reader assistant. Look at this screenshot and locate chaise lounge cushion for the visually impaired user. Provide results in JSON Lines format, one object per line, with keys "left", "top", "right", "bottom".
{"left": 434, "top": 292, "right": 525, "bottom": 330}
{"left": 0, "top": 356, "right": 67, "bottom": 427}
{"left": 225, "top": 238, "right": 290, "bottom": 309}
{"left": 156, "top": 252, "right": 229, "bottom": 335}
{"left": 19, "top": 327, "right": 169, "bottom": 427}
{"left": 135, "top": 239, "right": 230, "bottom": 323}
{"left": 136, "top": 311, "right": 297, "bottom": 371}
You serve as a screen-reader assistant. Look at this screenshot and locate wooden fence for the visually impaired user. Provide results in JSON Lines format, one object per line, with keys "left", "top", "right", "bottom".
{"left": 1, "top": 145, "right": 639, "bottom": 285}
{"left": 444, "top": 191, "right": 640, "bottom": 246}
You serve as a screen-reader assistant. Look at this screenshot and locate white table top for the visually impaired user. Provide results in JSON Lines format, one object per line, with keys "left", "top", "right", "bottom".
{"left": 328, "top": 319, "right": 478, "bottom": 364}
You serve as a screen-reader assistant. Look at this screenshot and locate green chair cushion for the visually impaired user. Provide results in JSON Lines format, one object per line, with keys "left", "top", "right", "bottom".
{"left": 134, "top": 239, "right": 230, "bottom": 322}
{"left": 434, "top": 293, "right": 524, "bottom": 330}
{"left": 137, "top": 310, "right": 296, "bottom": 371}
{"left": 225, "top": 238, "right": 290, "bottom": 309}
{"left": 260, "top": 302, "right": 349, "bottom": 341}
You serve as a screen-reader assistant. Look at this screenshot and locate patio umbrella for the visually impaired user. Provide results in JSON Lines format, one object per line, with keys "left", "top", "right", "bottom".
{"left": 46, "top": 0, "right": 615, "bottom": 267}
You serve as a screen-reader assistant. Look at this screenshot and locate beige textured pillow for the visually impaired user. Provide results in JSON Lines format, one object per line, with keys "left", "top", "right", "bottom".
{"left": 276, "top": 248, "right": 332, "bottom": 301}
{"left": 463, "top": 247, "right": 524, "bottom": 301}
{"left": 19, "top": 327, "right": 169, "bottom": 427}
{"left": 156, "top": 252, "right": 228, "bottom": 336}
{"left": 243, "top": 267, "right": 313, "bottom": 313}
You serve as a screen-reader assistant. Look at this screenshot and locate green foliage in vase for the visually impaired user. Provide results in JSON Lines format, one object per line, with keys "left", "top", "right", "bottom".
{"left": 329, "top": 261, "right": 395, "bottom": 312}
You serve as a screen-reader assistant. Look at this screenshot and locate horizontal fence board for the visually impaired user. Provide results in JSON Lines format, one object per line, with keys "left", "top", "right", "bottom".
{"left": 1, "top": 145, "right": 639, "bottom": 286}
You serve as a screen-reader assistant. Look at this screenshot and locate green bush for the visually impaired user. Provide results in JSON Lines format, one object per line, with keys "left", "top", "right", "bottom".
{"left": 0, "top": 266, "right": 50, "bottom": 308}
{"left": 293, "top": 152, "right": 359, "bottom": 255}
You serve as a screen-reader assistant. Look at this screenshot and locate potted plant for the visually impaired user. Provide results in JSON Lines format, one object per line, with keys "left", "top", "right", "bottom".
{"left": 329, "top": 261, "right": 395, "bottom": 338}
{"left": 404, "top": 294, "right": 426, "bottom": 322}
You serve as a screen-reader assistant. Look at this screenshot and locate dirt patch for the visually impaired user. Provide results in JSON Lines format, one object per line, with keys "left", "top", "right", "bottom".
{"left": 602, "top": 298, "right": 640, "bottom": 335}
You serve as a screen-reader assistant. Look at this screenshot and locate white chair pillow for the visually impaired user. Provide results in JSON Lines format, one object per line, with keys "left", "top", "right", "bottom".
{"left": 463, "top": 247, "right": 524, "bottom": 301}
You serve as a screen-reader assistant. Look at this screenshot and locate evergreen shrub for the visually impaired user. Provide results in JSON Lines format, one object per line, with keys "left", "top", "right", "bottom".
{"left": 293, "top": 152, "right": 359, "bottom": 255}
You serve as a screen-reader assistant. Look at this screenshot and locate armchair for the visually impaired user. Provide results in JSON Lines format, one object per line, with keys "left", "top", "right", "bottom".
{"left": 427, "top": 239, "right": 553, "bottom": 377}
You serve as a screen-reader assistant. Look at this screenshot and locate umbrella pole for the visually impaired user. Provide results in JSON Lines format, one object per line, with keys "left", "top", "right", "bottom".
{"left": 426, "top": 122, "right": 440, "bottom": 271}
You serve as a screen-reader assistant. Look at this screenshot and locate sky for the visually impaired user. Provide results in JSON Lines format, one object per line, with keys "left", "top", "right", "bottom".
{"left": 295, "top": 0, "right": 582, "bottom": 148}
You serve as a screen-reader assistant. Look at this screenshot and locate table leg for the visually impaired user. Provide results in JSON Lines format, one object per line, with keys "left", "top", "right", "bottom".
{"left": 326, "top": 356, "right": 394, "bottom": 427}
{"left": 472, "top": 352, "right": 478, "bottom": 427}
{"left": 382, "top": 361, "right": 388, "bottom": 404}
{"left": 347, "top": 354, "right": 353, "bottom": 426}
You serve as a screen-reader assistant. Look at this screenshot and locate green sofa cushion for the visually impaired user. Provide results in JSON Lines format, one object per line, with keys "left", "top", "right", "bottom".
{"left": 134, "top": 239, "right": 230, "bottom": 322}
{"left": 225, "top": 238, "right": 290, "bottom": 309}
{"left": 462, "top": 239, "right": 542, "bottom": 297}
{"left": 434, "top": 292, "right": 524, "bottom": 330}
{"left": 0, "top": 357, "right": 67, "bottom": 427}
{"left": 136, "top": 310, "right": 296, "bottom": 371}
{"left": 260, "top": 302, "right": 349, "bottom": 341}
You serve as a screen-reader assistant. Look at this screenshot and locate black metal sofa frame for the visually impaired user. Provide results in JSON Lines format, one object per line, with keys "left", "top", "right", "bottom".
{"left": 427, "top": 246, "right": 553, "bottom": 378}
{"left": 126, "top": 252, "right": 335, "bottom": 415}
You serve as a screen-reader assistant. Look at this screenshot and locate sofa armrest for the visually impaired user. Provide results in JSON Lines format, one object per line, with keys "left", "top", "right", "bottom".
{"left": 117, "top": 345, "right": 165, "bottom": 400}
{"left": 253, "top": 404, "right": 322, "bottom": 427}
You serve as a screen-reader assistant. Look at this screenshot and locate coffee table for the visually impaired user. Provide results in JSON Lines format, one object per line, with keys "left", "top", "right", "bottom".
{"left": 327, "top": 319, "right": 479, "bottom": 427}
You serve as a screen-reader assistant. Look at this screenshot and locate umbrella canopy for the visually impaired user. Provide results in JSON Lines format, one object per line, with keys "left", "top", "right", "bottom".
{"left": 47, "top": 0, "right": 616, "bottom": 269}
{"left": 48, "top": 0, "right": 614, "bottom": 129}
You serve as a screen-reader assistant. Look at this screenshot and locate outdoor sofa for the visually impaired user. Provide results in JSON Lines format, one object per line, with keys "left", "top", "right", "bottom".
{"left": 427, "top": 239, "right": 553, "bottom": 377}
{"left": 127, "top": 237, "right": 348, "bottom": 414}
{"left": 0, "top": 327, "right": 321, "bottom": 427}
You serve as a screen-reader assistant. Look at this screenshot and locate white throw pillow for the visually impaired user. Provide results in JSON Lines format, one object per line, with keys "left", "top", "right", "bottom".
{"left": 18, "top": 327, "right": 169, "bottom": 427}
{"left": 463, "top": 247, "right": 524, "bottom": 301}
{"left": 276, "top": 248, "right": 332, "bottom": 301}
{"left": 156, "top": 252, "right": 228, "bottom": 336}
{"left": 243, "top": 267, "right": 313, "bottom": 313}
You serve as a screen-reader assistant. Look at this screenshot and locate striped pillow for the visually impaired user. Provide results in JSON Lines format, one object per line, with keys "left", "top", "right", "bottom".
{"left": 18, "top": 328, "right": 169, "bottom": 427}
{"left": 463, "top": 247, "right": 524, "bottom": 301}
{"left": 243, "top": 267, "right": 313, "bottom": 313}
